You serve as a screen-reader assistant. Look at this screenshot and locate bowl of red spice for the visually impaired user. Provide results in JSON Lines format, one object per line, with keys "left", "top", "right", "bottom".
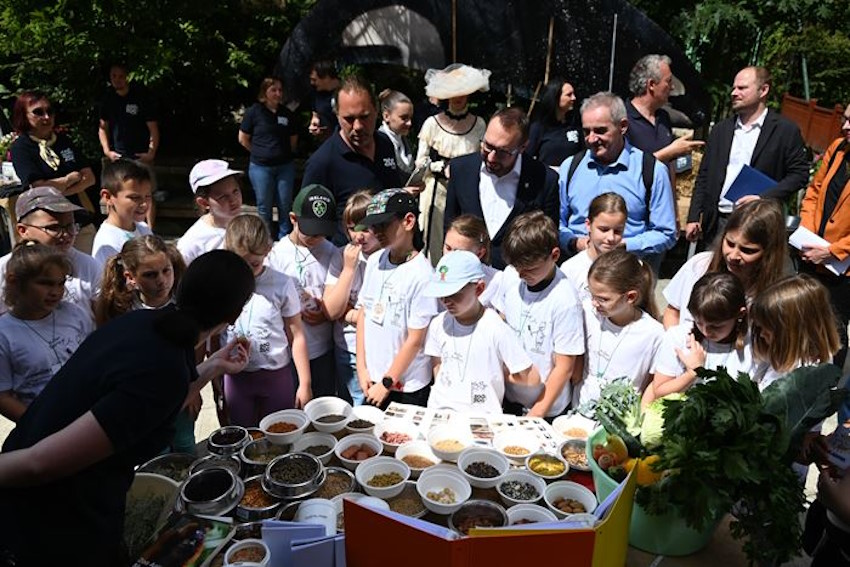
{"left": 259, "top": 409, "right": 309, "bottom": 446}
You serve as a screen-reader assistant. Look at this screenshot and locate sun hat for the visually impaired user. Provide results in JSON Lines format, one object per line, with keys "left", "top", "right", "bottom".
{"left": 424, "top": 250, "right": 486, "bottom": 298}
{"left": 355, "top": 189, "right": 419, "bottom": 230}
{"left": 424, "top": 63, "right": 491, "bottom": 100}
{"left": 189, "top": 159, "right": 243, "bottom": 194}
{"left": 292, "top": 184, "right": 337, "bottom": 237}
{"left": 15, "top": 186, "right": 83, "bottom": 220}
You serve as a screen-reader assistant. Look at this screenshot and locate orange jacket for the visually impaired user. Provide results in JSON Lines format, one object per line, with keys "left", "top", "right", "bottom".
{"left": 800, "top": 138, "right": 850, "bottom": 271}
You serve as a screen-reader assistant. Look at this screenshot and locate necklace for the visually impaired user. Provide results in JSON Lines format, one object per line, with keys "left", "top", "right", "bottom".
{"left": 21, "top": 311, "right": 62, "bottom": 364}
{"left": 445, "top": 107, "right": 470, "bottom": 121}
{"left": 292, "top": 240, "right": 311, "bottom": 286}
{"left": 449, "top": 307, "right": 482, "bottom": 386}
{"left": 237, "top": 294, "right": 255, "bottom": 338}
{"left": 594, "top": 313, "right": 636, "bottom": 380}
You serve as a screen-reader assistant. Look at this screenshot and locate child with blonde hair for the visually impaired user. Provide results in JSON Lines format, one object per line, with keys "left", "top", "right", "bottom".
{"left": 223, "top": 214, "right": 311, "bottom": 424}
{"left": 443, "top": 214, "right": 503, "bottom": 307}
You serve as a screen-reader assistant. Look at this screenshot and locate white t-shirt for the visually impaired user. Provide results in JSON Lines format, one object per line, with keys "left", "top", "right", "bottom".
{"left": 653, "top": 323, "right": 756, "bottom": 384}
{"left": 358, "top": 250, "right": 439, "bottom": 392}
{"left": 177, "top": 217, "right": 226, "bottom": 265}
{"left": 267, "top": 237, "right": 341, "bottom": 359}
{"left": 425, "top": 308, "right": 533, "bottom": 415}
{"left": 479, "top": 264, "right": 504, "bottom": 309}
{"left": 575, "top": 300, "right": 663, "bottom": 407}
{"left": 0, "top": 301, "right": 93, "bottom": 403}
{"left": 92, "top": 221, "right": 152, "bottom": 265}
{"left": 324, "top": 249, "right": 369, "bottom": 354}
{"left": 560, "top": 250, "right": 594, "bottom": 303}
{"left": 663, "top": 251, "right": 712, "bottom": 327}
{"left": 0, "top": 249, "right": 101, "bottom": 321}
{"left": 221, "top": 267, "right": 301, "bottom": 371}
{"left": 493, "top": 266, "right": 585, "bottom": 416}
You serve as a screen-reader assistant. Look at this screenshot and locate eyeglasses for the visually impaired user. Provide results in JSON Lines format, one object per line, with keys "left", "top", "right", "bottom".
{"left": 481, "top": 140, "right": 520, "bottom": 159}
{"left": 29, "top": 107, "right": 53, "bottom": 118}
{"left": 22, "top": 222, "right": 80, "bottom": 238}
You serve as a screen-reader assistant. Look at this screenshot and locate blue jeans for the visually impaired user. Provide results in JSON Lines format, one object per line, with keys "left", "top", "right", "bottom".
{"left": 335, "top": 347, "right": 364, "bottom": 406}
{"left": 248, "top": 161, "right": 296, "bottom": 239}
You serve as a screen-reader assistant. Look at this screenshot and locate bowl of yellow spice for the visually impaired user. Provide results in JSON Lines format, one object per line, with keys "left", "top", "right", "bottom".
{"left": 525, "top": 451, "right": 569, "bottom": 480}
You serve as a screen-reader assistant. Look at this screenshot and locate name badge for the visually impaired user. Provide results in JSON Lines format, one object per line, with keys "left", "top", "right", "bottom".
{"left": 370, "top": 302, "right": 386, "bottom": 325}
{"left": 277, "top": 116, "right": 289, "bottom": 126}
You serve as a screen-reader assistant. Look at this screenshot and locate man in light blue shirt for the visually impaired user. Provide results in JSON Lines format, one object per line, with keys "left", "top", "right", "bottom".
{"left": 558, "top": 92, "right": 676, "bottom": 270}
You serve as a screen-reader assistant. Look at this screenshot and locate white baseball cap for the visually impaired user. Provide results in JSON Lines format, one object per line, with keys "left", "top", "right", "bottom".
{"left": 189, "top": 159, "right": 243, "bottom": 193}
{"left": 424, "top": 250, "right": 486, "bottom": 298}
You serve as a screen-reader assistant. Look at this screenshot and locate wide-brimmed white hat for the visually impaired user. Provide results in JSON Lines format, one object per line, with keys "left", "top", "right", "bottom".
{"left": 425, "top": 63, "right": 491, "bottom": 100}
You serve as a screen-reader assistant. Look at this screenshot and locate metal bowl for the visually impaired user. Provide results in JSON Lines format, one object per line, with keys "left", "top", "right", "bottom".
{"left": 189, "top": 454, "right": 242, "bottom": 477}
{"left": 314, "top": 466, "right": 357, "bottom": 500}
{"left": 235, "top": 474, "right": 282, "bottom": 522}
{"left": 180, "top": 467, "right": 244, "bottom": 516}
{"left": 207, "top": 425, "right": 250, "bottom": 456}
{"left": 263, "top": 453, "right": 324, "bottom": 499}
{"left": 240, "top": 438, "right": 290, "bottom": 477}
{"left": 137, "top": 452, "right": 196, "bottom": 483}
{"left": 448, "top": 499, "right": 508, "bottom": 536}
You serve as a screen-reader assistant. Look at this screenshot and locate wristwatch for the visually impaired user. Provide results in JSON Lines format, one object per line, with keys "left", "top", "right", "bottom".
{"left": 381, "top": 376, "right": 395, "bottom": 390}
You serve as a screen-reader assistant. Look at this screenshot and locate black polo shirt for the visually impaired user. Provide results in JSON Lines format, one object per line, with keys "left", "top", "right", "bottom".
{"left": 528, "top": 111, "right": 584, "bottom": 167}
{"left": 625, "top": 99, "right": 674, "bottom": 157}
{"left": 240, "top": 102, "right": 298, "bottom": 166}
{"left": 99, "top": 84, "right": 157, "bottom": 156}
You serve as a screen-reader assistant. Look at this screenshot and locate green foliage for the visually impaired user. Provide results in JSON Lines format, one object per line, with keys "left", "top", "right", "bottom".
{"left": 0, "top": 0, "right": 317, "bottom": 157}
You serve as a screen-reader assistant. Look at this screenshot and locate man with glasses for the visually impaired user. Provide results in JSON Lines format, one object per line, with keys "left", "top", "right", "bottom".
{"left": 0, "top": 187, "right": 101, "bottom": 320}
{"left": 444, "top": 107, "right": 559, "bottom": 269}
{"left": 558, "top": 91, "right": 676, "bottom": 273}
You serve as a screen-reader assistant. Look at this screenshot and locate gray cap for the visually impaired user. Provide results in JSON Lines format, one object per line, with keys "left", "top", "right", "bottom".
{"left": 15, "top": 186, "right": 83, "bottom": 220}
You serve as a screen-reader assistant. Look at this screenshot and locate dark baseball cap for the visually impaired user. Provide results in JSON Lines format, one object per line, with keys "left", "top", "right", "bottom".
{"left": 15, "top": 186, "right": 83, "bottom": 220}
{"left": 292, "top": 184, "right": 337, "bottom": 237}
{"left": 356, "top": 189, "right": 419, "bottom": 230}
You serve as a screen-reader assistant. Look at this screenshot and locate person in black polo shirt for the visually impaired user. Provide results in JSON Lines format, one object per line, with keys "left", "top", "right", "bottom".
{"left": 302, "top": 74, "right": 403, "bottom": 245}
{"left": 239, "top": 77, "right": 300, "bottom": 239}
{"left": 528, "top": 78, "right": 584, "bottom": 168}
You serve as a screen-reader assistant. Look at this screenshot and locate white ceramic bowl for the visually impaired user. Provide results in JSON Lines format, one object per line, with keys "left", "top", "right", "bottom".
{"left": 427, "top": 423, "right": 475, "bottom": 462}
{"left": 355, "top": 456, "right": 410, "bottom": 499}
{"left": 304, "top": 396, "right": 353, "bottom": 433}
{"left": 291, "top": 432, "right": 338, "bottom": 465}
{"left": 557, "top": 438, "right": 591, "bottom": 472}
{"left": 333, "top": 493, "right": 389, "bottom": 532}
{"left": 495, "top": 469, "right": 547, "bottom": 507}
{"left": 456, "top": 447, "right": 509, "bottom": 489}
{"left": 395, "top": 440, "right": 441, "bottom": 479}
{"left": 543, "top": 481, "right": 598, "bottom": 519}
{"left": 491, "top": 429, "right": 540, "bottom": 462}
{"left": 345, "top": 405, "right": 386, "bottom": 434}
{"left": 373, "top": 419, "right": 421, "bottom": 454}
{"left": 551, "top": 414, "right": 597, "bottom": 440}
{"left": 525, "top": 451, "right": 569, "bottom": 480}
{"left": 224, "top": 538, "right": 270, "bottom": 566}
{"left": 334, "top": 433, "right": 382, "bottom": 471}
{"left": 416, "top": 467, "right": 472, "bottom": 515}
{"left": 259, "top": 409, "right": 309, "bottom": 446}
{"left": 506, "top": 503, "right": 559, "bottom": 525}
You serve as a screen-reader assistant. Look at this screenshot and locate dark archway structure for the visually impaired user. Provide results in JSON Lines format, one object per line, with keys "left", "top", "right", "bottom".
{"left": 278, "top": 0, "right": 710, "bottom": 126}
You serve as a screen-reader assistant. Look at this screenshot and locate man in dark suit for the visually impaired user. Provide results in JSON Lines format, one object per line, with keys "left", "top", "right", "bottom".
{"left": 686, "top": 66, "right": 809, "bottom": 247}
{"left": 444, "top": 107, "right": 559, "bottom": 269}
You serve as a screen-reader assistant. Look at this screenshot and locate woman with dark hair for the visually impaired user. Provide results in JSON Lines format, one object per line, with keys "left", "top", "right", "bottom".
{"left": 528, "top": 78, "right": 584, "bottom": 167}
{"left": 9, "top": 91, "right": 98, "bottom": 253}
{"left": 0, "top": 249, "right": 255, "bottom": 567}
{"left": 238, "top": 77, "right": 299, "bottom": 239}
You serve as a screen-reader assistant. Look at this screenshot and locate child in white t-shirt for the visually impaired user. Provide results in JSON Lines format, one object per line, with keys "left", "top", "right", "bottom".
{"left": 443, "top": 214, "right": 503, "bottom": 308}
{"left": 494, "top": 210, "right": 584, "bottom": 418}
{"left": 223, "top": 214, "right": 311, "bottom": 425}
{"left": 561, "top": 192, "right": 627, "bottom": 303}
{"left": 646, "top": 272, "right": 754, "bottom": 404}
{"left": 0, "top": 242, "right": 93, "bottom": 421}
{"left": 323, "top": 191, "right": 381, "bottom": 406}
{"left": 356, "top": 189, "right": 439, "bottom": 407}
{"left": 267, "top": 184, "right": 341, "bottom": 399}
{"left": 177, "top": 159, "right": 244, "bottom": 265}
{"left": 94, "top": 235, "right": 185, "bottom": 327}
{"left": 0, "top": 187, "right": 101, "bottom": 321}
{"left": 573, "top": 249, "right": 663, "bottom": 407}
{"left": 92, "top": 159, "right": 154, "bottom": 265}
{"left": 424, "top": 251, "right": 540, "bottom": 414}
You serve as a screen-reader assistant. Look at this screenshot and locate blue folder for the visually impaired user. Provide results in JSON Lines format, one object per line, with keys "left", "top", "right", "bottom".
{"left": 725, "top": 165, "right": 777, "bottom": 202}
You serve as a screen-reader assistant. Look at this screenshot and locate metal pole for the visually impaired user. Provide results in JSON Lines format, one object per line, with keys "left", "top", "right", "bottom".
{"left": 608, "top": 14, "right": 618, "bottom": 91}
{"left": 545, "top": 17, "right": 554, "bottom": 85}
{"left": 452, "top": 0, "right": 457, "bottom": 63}
{"left": 801, "top": 54, "right": 811, "bottom": 101}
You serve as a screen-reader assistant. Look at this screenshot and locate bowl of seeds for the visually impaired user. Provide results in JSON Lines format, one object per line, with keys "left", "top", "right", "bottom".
{"left": 355, "top": 456, "right": 410, "bottom": 499}
{"left": 386, "top": 481, "right": 427, "bottom": 518}
{"left": 416, "top": 466, "right": 471, "bottom": 515}
{"left": 496, "top": 470, "right": 546, "bottom": 507}
{"left": 292, "top": 432, "right": 337, "bottom": 465}
{"left": 304, "top": 396, "right": 352, "bottom": 433}
{"left": 395, "top": 440, "right": 441, "bottom": 479}
{"left": 543, "top": 480, "right": 597, "bottom": 519}
{"left": 240, "top": 437, "right": 289, "bottom": 477}
{"left": 263, "top": 452, "right": 324, "bottom": 499}
{"left": 427, "top": 423, "right": 475, "bottom": 462}
{"left": 345, "top": 404, "right": 385, "bottom": 434}
{"left": 235, "top": 474, "right": 281, "bottom": 521}
{"left": 456, "top": 447, "right": 509, "bottom": 489}
{"left": 492, "top": 430, "right": 540, "bottom": 463}
{"left": 314, "top": 466, "right": 357, "bottom": 500}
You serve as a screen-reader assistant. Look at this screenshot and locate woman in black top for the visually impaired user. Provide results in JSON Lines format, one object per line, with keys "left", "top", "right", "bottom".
{"left": 528, "top": 78, "right": 584, "bottom": 168}
{"left": 9, "top": 91, "right": 99, "bottom": 252}
{"left": 239, "top": 77, "right": 299, "bottom": 239}
{"left": 0, "top": 250, "right": 255, "bottom": 567}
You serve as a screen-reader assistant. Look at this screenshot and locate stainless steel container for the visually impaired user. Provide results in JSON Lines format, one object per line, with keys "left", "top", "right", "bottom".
{"left": 207, "top": 425, "right": 250, "bottom": 456}
{"left": 448, "top": 499, "right": 508, "bottom": 535}
{"left": 180, "top": 467, "right": 244, "bottom": 516}
{"left": 234, "top": 474, "right": 282, "bottom": 522}
{"left": 263, "top": 453, "right": 324, "bottom": 499}
{"left": 189, "top": 453, "right": 242, "bottom": 477}
{"left": 137, "top": 452, "right": 196, "bottom": 483}
{"left": 313, "top": 466, "right": 357, "bottom": 500}
{"left": 240, "top": 437, "right": 289, "bottom": 478}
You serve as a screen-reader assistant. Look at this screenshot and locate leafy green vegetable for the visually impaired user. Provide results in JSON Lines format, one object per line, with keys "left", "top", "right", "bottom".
{"left": 590, "top": 378, "right": 645, "bottom": 457}
{"left": 640, "top": 394, "right": 684, "bottom": 449}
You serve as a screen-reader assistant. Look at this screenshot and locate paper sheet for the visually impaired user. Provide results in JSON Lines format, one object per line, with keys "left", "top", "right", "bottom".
{"left": 788, "top": 226, "right": 850, "bottom": 275}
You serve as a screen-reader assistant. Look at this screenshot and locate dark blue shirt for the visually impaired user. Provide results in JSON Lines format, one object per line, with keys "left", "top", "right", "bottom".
{"left": 528, "top": 111, "right": 584, "bottom": 167}
{"left": 99, "top": 84, "right": 157, "bottom": 156}
{"left": 625, "top": 100, "right": 673, "bottom": 157}
{"left": 240, "top": 102, "right": 298, "bottom": 166}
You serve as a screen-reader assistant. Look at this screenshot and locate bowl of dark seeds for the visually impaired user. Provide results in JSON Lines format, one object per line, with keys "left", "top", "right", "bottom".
{"left": 291, "top": 432, "right": 337, "bottom": 465}
{"left": 207, "top": 425, "right": 250, "bottom": 456}
{"left": 263, "top": 452, "right": 324, "bottom": 499}
{"left": 304, "top": 396, "right": 352, "bottom": 433}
